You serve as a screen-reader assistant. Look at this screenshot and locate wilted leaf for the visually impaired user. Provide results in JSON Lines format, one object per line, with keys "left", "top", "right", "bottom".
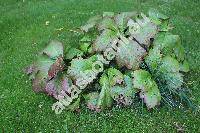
{"left": 32, "top": 55, "right": 55, "bottom": 92}
{"left": 111, "top": 75, "right": 136, "bottom": 105}
{"left": 48, "top": 56, "right": 65, "bottom": 79}
{"left": 27, "top": 41, "right": 64, "bottom": 93}
{"left": 45, "top": 74, "right": 72, "bottom": 99}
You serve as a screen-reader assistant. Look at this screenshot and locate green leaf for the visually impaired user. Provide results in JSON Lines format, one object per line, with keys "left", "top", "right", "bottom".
{"left": 107, "top": 68, "right": 124, "bottom": 86}
{"left": 159, "top": 56, "right": 183, "bottom": 89}
{"left": 81, "top": 15, "right": 102, "bottom": 32}
{"left": 159, "top": 20, "right": 172, "bottom": 32}
{"left": 79, "top": 43, "right": 90, "bottom": 53}
{"left": 180, "top": 60, "right": 190, "bottom": 72}
{"left": 67, "top": 55, "right": 99, "bottom": 83}
{"left": 148, "top": 8, "right": 169, "bottom": 25}
{"left": 103, "top": 12, "right": 115, "bottom": 17}
{"left": 93, "top": 29, "right": 118, "bottom": 52}
{"left": 116, "top": 39, "right": 147, "bottom": 70}
{"left": 145, "top": 46, "right": 162, "bottom": 71}
{"left": 98, "top": 17, "right": 117, "bottom": 31}
{"left": 80, "top": 36, "right": 92, "bottom": 42}
{"left": 133, "top": 70, "right": 161, "bottom": 109}
{"left": 42, "top": 40, "right": 63, "bottom": 59}
{"left": 114, "top": 11, "right": 137, "bottom": 31}
{"left": 159, "top": 56, "right": 180, "bottom": 73}
{"left": 111, "top": 75, "right": 136, "bottom": 105}
{"left": 154, "top": 33, "right": 185, "bottom": 61}
{"left": 65, "top": 97, "right": 81, "bottom": 111}
{"left": 97, "top": 74, "right": 113, "bottom": 109}
{"left": 65, "top": 48, "right": 83, "bottom": 60}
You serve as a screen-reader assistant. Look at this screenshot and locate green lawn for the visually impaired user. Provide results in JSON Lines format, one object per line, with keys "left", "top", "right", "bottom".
{"left": 0, "top": 0, "right": 200, "bottom": 132}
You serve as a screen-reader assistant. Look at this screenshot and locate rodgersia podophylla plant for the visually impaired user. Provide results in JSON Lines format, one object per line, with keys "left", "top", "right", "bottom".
{"left": 26, "top": 9, "right": 193, "bottom": 113}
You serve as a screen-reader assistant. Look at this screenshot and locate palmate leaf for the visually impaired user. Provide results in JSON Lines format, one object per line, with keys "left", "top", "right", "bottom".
{"left": 114, "top": 12, "right": 137, "bottom": 31}
{"left": 148, "top": 9, "right": 172, "bottom": 32}
{"left": 153, "top": 33, "right": 185, "bottom": 61}
{"left": 128, "top": 13, "right": 158, "bottom": 47}
{"left": 107, "top": 68, "right": 124, "bottom": 86}
{"left": 145, "top": 31, "right": 188, "bottom": 90}
{"left": 133, "top": 70, "right": 161, "bottom": 109}
{"left": 42, "top": 40, "right": 63, "bottom": 59}
{"left": 92, "top": 29, "right": 119, "bottom": 52}
{"left": 145, "top": 32, "right": 186, "bottom": 90}
{"left": 116, "top": 39, "right": 147, "bottom": 70}
{"left": 67, "top": 55, "right": 103, "bottom": 88}
{"left": 148, "top": 8, "right": 169, "bottom": 24}
{"left": 65, "top": 48, "right": 83, "bottom": 60}
{"left": 159, "top": 56, "right": 183, "bottom": 89}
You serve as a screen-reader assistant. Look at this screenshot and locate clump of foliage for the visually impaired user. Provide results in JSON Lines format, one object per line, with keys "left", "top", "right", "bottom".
{"left": 26, "top": 9, "right": 193, "bottom": 112}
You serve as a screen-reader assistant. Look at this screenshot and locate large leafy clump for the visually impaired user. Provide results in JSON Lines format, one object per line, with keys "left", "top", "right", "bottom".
{"left": 26, "top": 9, "right": 193, "bottom": 113}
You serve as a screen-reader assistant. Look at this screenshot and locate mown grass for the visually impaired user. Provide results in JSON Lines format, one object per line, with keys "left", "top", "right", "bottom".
{"left": 0, "top": 0, "right": 199, "bottom": 132}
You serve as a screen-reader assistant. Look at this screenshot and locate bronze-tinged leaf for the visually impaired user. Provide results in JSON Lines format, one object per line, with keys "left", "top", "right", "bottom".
{"left": 48, "top": 56, "right": 64, "bottom": 79}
